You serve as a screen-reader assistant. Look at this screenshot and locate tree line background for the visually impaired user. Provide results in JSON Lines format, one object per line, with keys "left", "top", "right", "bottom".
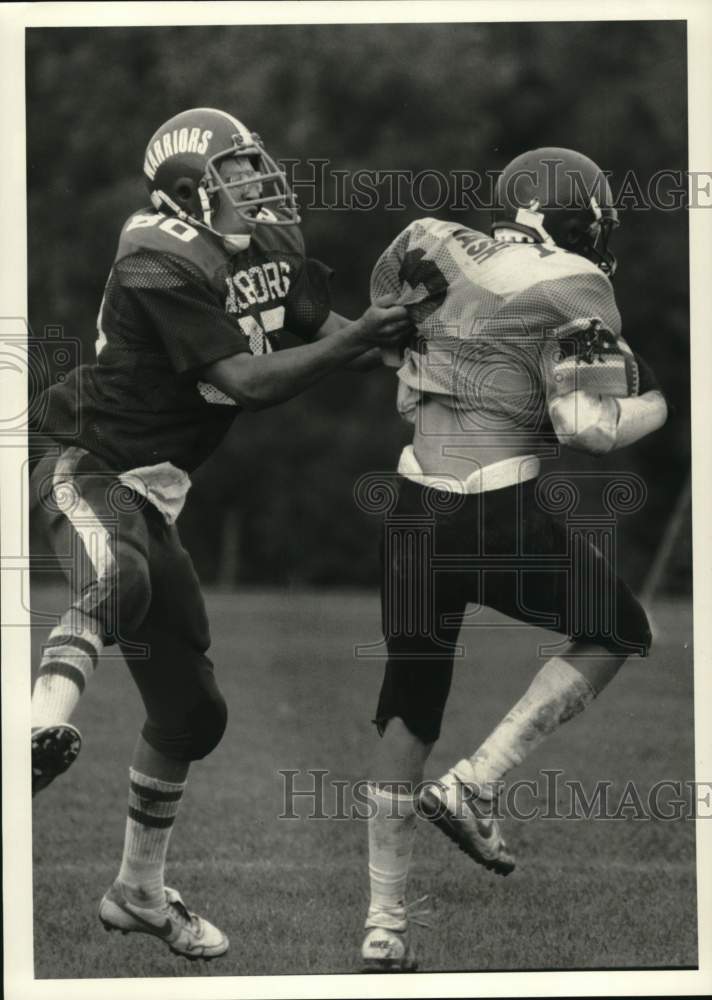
{"left": 27, "top": 21, "right": 690, "bottom": 590}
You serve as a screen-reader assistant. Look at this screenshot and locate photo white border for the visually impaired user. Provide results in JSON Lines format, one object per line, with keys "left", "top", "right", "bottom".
{"left": 2, "top": 2, "right": 711, "bottom": 997}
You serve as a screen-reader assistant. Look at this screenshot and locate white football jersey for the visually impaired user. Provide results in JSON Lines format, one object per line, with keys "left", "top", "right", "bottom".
{"left": 371, "top": 217, "right": 634, "bottom": 425}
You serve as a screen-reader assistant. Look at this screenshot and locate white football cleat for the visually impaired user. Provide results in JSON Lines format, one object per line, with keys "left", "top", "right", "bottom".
{"left": 32, "top": 723, "right": 82, "bottom": 796}
{"left": 420, "top": 772, "right": 515, "bottom": 876}
{"left": 360, "top": 897, "right": 430, "bottom": 973}
{"left": 99, "top": 882, "right": 229, "bottom": 960}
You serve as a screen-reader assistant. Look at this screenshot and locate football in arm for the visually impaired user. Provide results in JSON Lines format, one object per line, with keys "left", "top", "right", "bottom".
{"left": 550, "top": 321, "right": 638, "bottom": 399}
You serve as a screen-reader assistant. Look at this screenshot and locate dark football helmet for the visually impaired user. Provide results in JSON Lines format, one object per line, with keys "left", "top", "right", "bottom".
{"left": 142, "top": 107, "right": 300, "bottom": 244}
{"left": 491, "top": 147, "right": 619, "bottom": 276}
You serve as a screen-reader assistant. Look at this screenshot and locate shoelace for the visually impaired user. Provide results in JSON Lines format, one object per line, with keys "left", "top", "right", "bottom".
{"left": 167, "top": 896, "right": 200, "bottom": 933}
{"left": 404, "top": 894, "right": 432, "bottom": 929}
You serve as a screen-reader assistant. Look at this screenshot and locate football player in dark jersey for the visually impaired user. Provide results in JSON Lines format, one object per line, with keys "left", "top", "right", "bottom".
{"left": 359, "top": 149, "right": 668, "bottom": 972}
{"left": 29, "top": 107, "right": 413, "bottom": 960}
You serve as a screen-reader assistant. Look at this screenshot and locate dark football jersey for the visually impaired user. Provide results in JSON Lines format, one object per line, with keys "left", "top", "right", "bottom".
{"left": 371, "top": 218, "right": 636, "bottom": 430}
{"left": 39, "top": 209, "right": 332, "bottom": 473}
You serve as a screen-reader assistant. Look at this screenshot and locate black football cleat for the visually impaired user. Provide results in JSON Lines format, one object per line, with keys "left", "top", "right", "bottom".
{"left": 32, "top": 723, "right": 82, "bottom": 796}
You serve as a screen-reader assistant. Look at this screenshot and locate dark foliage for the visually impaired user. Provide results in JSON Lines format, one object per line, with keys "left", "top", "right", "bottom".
{"left": 27, "top": 22, "right": 690, "bottom": 587}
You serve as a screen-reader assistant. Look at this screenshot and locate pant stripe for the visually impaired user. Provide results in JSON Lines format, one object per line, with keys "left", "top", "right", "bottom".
{"left": 53, "top": 447, "right": 115, "bottom": 587}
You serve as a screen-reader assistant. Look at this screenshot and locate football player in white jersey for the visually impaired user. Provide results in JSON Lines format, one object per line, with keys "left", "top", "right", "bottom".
{"left": 359, "top": 148, "right": 668, "bottom": 971}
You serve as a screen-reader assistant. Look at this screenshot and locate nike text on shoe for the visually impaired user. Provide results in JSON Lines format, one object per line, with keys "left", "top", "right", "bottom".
{"left": 98, "top": 882, "right": 229, "bottom": 960}
{"left": 361, "top": 897, "right": 430, "bottom": 973}
{"left": 419, "top": 774, "right": 515, "bottom": 876}
{"left": 32, "top": 724, "right": 82, "bottom": 796}
{"left": 361, "top": 925, "right": 417, "bottom": 973}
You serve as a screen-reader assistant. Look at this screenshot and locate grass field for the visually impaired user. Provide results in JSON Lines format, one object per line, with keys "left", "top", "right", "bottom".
{"left": 31, "top": 585, "right": 696, "bottom": 978}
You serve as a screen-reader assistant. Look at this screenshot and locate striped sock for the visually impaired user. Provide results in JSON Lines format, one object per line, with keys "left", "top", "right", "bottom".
{"left": 31, "top": 615, "right": 103, "bottom": 727}
{"left": 117, "top": 768, "right": 186, "bottom": 908}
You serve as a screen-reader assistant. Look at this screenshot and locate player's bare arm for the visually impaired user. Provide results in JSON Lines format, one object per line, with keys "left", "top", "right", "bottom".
{"left": 546, "top": 331, "right": 668, "bottom": 454}
{"left": 549, "top": 387, "right": 668, "bottom": 454}
{"left": 306, "top": 309, "right": 384, "bottom": 371}
{"left": 201, "top": 297, "right": 412, "bottom": 409}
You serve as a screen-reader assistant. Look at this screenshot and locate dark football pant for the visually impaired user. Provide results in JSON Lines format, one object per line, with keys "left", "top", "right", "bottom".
{"left": 31, "top": 446, "right": 227, "bottom": 761}
{"left": 375, "top": 475, "right": 652, "bottom": 745}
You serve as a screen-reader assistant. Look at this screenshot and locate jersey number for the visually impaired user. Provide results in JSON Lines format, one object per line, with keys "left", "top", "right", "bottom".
{"left": 126, "top": 213, "right": 199, "bottom": 242}
{"left": 235, "top": 309, "right": 283, "bottom": 356}
{"left": 197, "top": 306, "right": 284, "bottom": 406}
{"left": 398, "top": 248, "right": 448, "bottom": 309}
{"left": 95, "top": 216, "right": 201, "bottom": 357}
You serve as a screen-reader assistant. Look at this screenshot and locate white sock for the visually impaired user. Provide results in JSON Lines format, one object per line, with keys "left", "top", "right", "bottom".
{"left": 117, "top": 768, "right": 186, "bottom": 909}
{"left": 31, "top": 616, "right": 103, "bottom": 727}
{"left": 366, "top": 784, "right": 417, "bottom": 929}
{"left": 454, "top": 657, "right": 596, "bottom": 793}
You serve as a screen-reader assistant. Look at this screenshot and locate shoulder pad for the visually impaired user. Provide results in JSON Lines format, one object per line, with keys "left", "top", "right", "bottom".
{"left": 534, "top": 245, "right": 604, "bottom": 280}
{"left": 116, "top": 209, "right": 228, "bottom": 278}
{"left": 474, "top": 241, "right": 608, "bottom": 300}
{"left": 401, "top": 217, "right": 488, "bottom": 245}
{"left": 529, "top": 248, "right": 614, "bottom": 295}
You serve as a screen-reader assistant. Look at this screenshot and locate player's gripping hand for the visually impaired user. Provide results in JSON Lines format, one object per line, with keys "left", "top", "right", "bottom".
{"left": 356, "top": 294, "right": 415, "bottom": 349}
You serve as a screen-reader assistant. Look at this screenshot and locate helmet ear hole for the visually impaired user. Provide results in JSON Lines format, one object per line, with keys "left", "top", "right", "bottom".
{"left": 174, "top": 177, "right": 195, "bottom": 204}
{"left": 562, "top": 219, "right": 583, "bottom": 248}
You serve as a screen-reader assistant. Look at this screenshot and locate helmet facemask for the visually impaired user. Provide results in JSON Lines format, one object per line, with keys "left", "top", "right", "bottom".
{"left": 494, "top": 199, "right": 619, "bottom": 277}
{"left": 581, "top": 199, "right": 619, "bottom": 277}
{"left": 562, "top": 199, "right": 619, "bottom": 277}
{"left": 203, "top": 133, "right": 300, "bottom": 230}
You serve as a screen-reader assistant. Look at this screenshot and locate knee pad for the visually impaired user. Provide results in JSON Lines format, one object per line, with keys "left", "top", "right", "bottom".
{"left": 616, "top": 592, "right": 653, "bottom": 656}
{"left": 184, "top": 690, "right": 228, "bottom": 760}
{"left": 141, "top": 688, "right": 228, "bottom": 762}
{"left": 595, "top": 599, "right": 653, "bottom": 658}
{"left": 633, "top": 606, "right": 654, "bottom": 656}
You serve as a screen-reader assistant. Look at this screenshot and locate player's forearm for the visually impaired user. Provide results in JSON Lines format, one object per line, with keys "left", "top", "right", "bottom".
{"left": 313, "top": 312, "right": 382, "bottom": 371}
{"left": 614, "top": 390, "right": 668, "bottom": 449}
{"left": 549, "top": 389, "right": 668, "bottom": 454}
{"left": 343, "top": 348, "right": 383, "bottom": 371}
{"left": 202, "top": 322, "right": 372, "bottom": 410}
{"left": 202, "top": 297, "right": 412, "bottom": 409}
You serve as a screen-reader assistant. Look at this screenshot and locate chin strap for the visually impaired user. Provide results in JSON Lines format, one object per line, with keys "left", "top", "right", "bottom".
{"left": 585, "top": 237, "right": 617, "bottom": 277}
{"left": 151, "top": 189, "right": 188, "bottom": 220}
{"left": 514, "top": 201, "right": 555, "bottom": 243}
{"left": 150, "top": 188, "right": 252, "bottom": 252}
{"left": 197, "top": 187, "right": 213, "bottom": 227}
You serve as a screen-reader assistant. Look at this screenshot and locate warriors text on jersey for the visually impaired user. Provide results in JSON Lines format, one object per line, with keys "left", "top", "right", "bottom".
{"left": 370, "top": 217, "right": 638, "bottom": 429}
{"left": 39, "top": 209, "right": 332, "bottom": 476}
